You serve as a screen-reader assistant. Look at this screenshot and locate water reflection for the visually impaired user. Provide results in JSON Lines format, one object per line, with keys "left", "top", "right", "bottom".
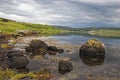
{"left": 79, "top": 45, "right": 105, "bottom": 66}
{"left": 80, "top": 54, "right": 105, "bottom": 66}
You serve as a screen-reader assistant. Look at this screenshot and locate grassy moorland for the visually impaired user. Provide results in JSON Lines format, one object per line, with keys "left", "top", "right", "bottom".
{"left": 87, "top": 29, "right": 120, "bottom": 38}
{"left": 0, "top": 18, "right": 66, "bottom": 36}
{"left": 67, "top": 27, "right": 120, "bottom": 38}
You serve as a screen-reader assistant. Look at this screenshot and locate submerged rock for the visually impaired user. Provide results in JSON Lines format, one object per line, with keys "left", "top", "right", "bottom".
{"left": 79, "top": 39, "right": 105, "bottom": 66}
{"left": 58, "top": 60, "right": 73, "bottom": 74}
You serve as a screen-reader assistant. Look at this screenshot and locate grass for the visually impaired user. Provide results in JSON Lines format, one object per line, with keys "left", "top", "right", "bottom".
{"left": 0, "top": 17, "right": 66, "bottom": 36}
{"left": 0, "top": 68, "right": 52, "bottom": 80}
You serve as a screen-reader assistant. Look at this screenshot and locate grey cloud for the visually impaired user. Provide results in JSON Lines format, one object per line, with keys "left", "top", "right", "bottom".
{"left": 0, "top": 0, "right": 120, "bottom": 27}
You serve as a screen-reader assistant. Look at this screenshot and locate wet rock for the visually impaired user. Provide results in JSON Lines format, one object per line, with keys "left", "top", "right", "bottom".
{"left": 25, "top": 46, "right": 32, "bottom": 52}
{"left": 48, "top": 46, "right": 58, "bottom": 55}
{"left": 16, "top": 68, "right": 29, "bottom": 73}
{"left": 27, "top": 40, "right": 48, "bottom": 56}
{"left": 79, "top": 39, "right": 105, "bottom": 56}
{"left": 0, "top": 48, "right": 6, "bottom": 61}
{"left": 7, "top": 51, "right": 29, "bottom": 69}
{"left": 48, "top": 46, "right": 64, "bottom": 55}
{"left": 48, "top": 46, "right": 58, "bottom": 52}
{"left": 58, "top": 60, "right": 73, "bottom": 74}
{"left": 9, "top": 56, "right": 29, "bottom": 69}
{"left": 58, "top": 49, "right": 64, "bottom": 53}
{"left": 7, "top": 50, "right": 24, "bottom": 59}
{"left": 79, "top": 39, "right": 105, "bottom": 66}
{"left": 48, "top": 51, "right": 57, "bottom": 55}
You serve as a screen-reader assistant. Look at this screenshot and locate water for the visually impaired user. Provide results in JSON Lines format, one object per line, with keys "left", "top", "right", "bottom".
{"left": 45, "top": 35, "right": 120, "bottom": 80}
{"left": 4, "top": 35, "right": 119, "bottom": 80}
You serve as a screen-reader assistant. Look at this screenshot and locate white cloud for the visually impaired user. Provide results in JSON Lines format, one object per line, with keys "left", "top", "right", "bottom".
{"left": 0, "top": 12, "right": 26, "bottom": 21}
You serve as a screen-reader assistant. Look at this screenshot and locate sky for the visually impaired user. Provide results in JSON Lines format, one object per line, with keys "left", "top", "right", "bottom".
{"left": 0, "top": 0, "right": 120, "bottom": 28}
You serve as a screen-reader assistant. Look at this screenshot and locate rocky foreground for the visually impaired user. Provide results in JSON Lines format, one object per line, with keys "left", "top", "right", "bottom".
{"left": 0, "top": 36, "right": 119, "bottom": 80}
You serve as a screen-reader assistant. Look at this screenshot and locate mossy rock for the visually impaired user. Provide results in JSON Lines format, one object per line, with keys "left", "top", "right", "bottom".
{"left": 79, "top": 39, "right": 105, "bottom": 66}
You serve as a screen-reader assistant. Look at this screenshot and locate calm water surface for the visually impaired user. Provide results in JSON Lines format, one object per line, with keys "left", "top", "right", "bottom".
{"left": 46, "top": 35, "right": 120, "bottom": 80}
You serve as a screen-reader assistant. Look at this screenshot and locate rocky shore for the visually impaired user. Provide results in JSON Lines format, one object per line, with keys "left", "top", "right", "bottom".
{"left": 0, "top": 36, "right": 119, "bottom": 80}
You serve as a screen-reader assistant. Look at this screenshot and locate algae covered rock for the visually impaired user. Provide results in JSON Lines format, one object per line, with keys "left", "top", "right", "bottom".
{"left": 79, "top": 39, "right": 105, "bottom": 66}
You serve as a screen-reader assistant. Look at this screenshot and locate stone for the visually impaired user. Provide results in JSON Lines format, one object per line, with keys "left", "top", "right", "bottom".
{"left": 58, "top": 60, "right": 73, "bottom": 74}
{"left": 48, "top": 51, "right": 57, "bottom": 55}
{"left": 58, "top": 49, "right": 64, "bottom": 53}
{"left": 9, "top": 56, "right": 29, "bottom": 69}
{"left": 7, "top": 50, "right": 24, "bottom": 59}
{"left": 79, "top": 39, "right": 105, "bottom": 66}
{"left": 48, "top": 46, "right": 58, "bottom": 52}
{"left": 25, "top": 46, "right": 32, "bottom": 52}
{"left": 0, "top": 48, "right": 6, "bottom": 61}
{"left": 28, "top": 40, "right": 48, "bottom": 56}
{"left": 6, "top": 50, "right": 29, "bottom": 68}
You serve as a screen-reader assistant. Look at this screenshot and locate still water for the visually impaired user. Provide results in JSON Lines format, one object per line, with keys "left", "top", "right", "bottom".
{"left": 46, "top": 35, "right": 120, "bottom": 80}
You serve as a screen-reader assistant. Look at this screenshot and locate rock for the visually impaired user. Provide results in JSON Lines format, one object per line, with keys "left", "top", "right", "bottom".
{"left": 6, "top": 50, "right": 29, "bottom": 68}
{"left": 48, "top": 51, "right": 57, "bottom": 55}
{"left": 28, "top": 40, "right": 48, "bottom": 56}
{"left": 9, "top": 56, "right": 29, "bottom": 69}
{"left": 48, "top": 46, "right": 58, "bottom": 55}
{"left": 7, "top": 50, "right": 24, "bottom": 59}
{"left": 58, "top": 60, "right": 73, "bottom": 74}
{"left": 48, "top": 46, "right": 64, "bottom": 55}
{"left": 0, "top": 48, "right": 6, "bottom": 61}
{"left": 25, "top": 46, "right": 32, "bottom": 52}
{"left": 79, "top": 39, "right": 105, "bottom": 66}
{"left": 58, "top": 49, "right": 64, "bottom": 53}
{"left": 31, "top": 30, "right": 40, "bottom": 34}
{"left": 48, "top": 46, "right": 58, "bottom": 52}
{"left": 79, "top": 39, "right": 105, "bottom": 56}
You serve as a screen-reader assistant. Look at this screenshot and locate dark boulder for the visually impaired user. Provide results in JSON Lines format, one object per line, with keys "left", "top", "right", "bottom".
{"left": 7, "top": 50, "right": 29, "bottom": 69}
{"left": 28, "top": 40, "right": 48, "bottom": 56}
{"left": 48, "top": 46, "right": 58, "bottom": 52}
{"left": 0, "top": 48, "right": 6, "bottom": 61}
{"left": 48, "top": 46, "right": 58, "bottom": 55}
{"left": 48, "top": 51, "right": 57, "bottom": 55}
{"left": 25, "top": 46, "right": 32, "bottom": 52}
{"left": 48, "top": 46, "right": 64, "bottom": 55}
{"left": 9, "top": 56, "right": 29, "bottom": 69}
{"left": 7, "top": 50, "right": 24, "bottom": 59}
{"left": 58, "top": 49, "right": 64, "bottom": 53}
{"left": 79, "top": 39, "right": 105, "bottom": 66}
{"left": 58, "top": 61, "right": 73, "bottom": 74}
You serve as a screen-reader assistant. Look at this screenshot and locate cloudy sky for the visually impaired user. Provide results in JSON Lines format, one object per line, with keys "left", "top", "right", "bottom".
{"left": 0, "top": 0, "right": 120, "bottom": 27}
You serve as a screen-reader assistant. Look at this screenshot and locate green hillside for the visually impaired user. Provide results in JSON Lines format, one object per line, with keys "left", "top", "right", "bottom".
{"left": 0, "top": 18, "right": 66, "bottom": 36}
